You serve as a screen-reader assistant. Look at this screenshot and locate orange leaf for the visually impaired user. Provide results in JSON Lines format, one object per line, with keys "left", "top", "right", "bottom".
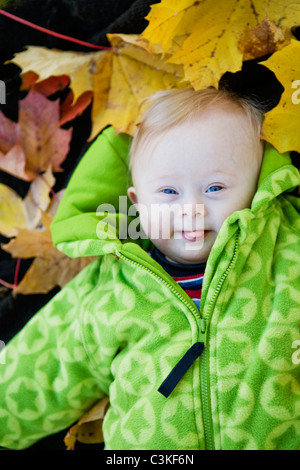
{"left": 20, "top": 71, "right": 39, "bottom": 90}
{"left": 21, "top": 72, "right": 70, "bottom": 96}
{"left": 59, "top": 90, "right": 93, "bottom": 126}
{"left": 32, "top": 75, "right": 70, "bottom": 96}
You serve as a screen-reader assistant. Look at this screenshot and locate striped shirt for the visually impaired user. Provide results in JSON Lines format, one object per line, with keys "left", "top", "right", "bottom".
{"left": 149, "top": 249, "right": 206, "bottom": 310}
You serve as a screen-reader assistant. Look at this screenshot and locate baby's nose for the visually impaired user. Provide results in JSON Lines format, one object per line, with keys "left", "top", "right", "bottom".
{"left": 179, "top": 203, "right": 206, "bottom": 217}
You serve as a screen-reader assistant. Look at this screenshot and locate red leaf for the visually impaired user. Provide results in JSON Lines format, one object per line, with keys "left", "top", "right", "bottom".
{"left": 33, "top": 75, "right": 70, "bottom": 96}
{"left": 21, "top": 72, "right": 70, "bottom": 96}
{"left": 60, "top": 90, "right": 93, "bottom": 125}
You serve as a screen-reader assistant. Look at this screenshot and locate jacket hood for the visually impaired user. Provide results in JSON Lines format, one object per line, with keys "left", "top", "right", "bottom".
{"left": 50, "top": 126, "right": 300, "bottom": 259}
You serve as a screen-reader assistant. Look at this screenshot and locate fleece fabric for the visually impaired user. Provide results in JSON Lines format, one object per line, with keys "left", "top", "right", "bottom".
{"left": 0, "top": 126, "right": 299, "bottom": 450}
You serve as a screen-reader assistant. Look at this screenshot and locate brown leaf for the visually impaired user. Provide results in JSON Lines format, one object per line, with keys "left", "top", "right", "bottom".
{"left": 0, "top": 112, "right": 19, "bottom": 153}
{"left": 64, "top": 396, "right": 110, "bottom": 449}
{"left": 239, "top": 17, "right": 287, "bottom": 60}
{"left": 19, "top": 90, "right": 72, "bottom": 179}
{"left": 2, "top": 212, "right": 95, "bottom": 295}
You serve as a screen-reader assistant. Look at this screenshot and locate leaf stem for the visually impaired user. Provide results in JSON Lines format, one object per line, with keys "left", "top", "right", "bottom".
{"left": 0, "top": 9, "right": 111, "bottom": 51}
{"left": 40, "top": 174, "right": 59, "bottom": 202}
{"left": 0, "top": 257, "right": 21, "bottom": 290}
{"left": 14, "top": 258, "right": 21, "bottom": 287}
{"left": 0, "top": 278, "right": 14, "bottom": 289}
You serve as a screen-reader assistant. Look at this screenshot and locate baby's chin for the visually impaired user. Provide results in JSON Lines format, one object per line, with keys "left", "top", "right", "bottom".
{"left": 164, "top": 249, "right": 208, "bottom": 265}
{"left": 166, "top": 255, "right": 208, "bottom": 265}
{"left": 151, "top": 231, "right": 214, "bottom": 264}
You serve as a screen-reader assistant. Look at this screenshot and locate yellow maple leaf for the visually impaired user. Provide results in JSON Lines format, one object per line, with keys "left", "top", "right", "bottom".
{"left": 260, "top": 39, "right": 300, "bottom": 153}
{"left": 142, "top": 0, "right": 300, "bottom": 89}
{"left": 91, "top": 33, "right": 188, "bottom": 138}
{"left": 10, "top": 47, "right": 104, "bottom": 103}
{"left": 10, "top": 34, "right": 188, "bottom": 139}
{"left": 0, "top": 184, "right": 27, "bottom": 237}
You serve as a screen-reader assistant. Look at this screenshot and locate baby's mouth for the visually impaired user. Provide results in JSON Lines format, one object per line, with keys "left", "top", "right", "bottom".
{"left": 182, "top": 230, "right": 205, "bottom": 242}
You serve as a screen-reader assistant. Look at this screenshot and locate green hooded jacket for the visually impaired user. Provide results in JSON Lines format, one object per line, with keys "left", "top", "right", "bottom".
{"left": 0, "top": 126, "right": 299, "bottom": 450}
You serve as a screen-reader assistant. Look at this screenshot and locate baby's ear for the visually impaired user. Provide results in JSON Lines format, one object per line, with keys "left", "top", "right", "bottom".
{"left": 127, "top": 186, "right": 138, "bottom": 205}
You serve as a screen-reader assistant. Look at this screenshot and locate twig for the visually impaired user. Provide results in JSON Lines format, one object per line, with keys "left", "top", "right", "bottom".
{"left": 0, "top": 9, "right": 111, "bottom": 51}
{"left": 0, "top": 258, "right": 21, "bottom": 290}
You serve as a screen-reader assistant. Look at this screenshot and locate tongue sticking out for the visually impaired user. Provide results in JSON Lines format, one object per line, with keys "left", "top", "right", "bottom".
{"left": 182, "top": 230, "right": 204, "bottom": 241}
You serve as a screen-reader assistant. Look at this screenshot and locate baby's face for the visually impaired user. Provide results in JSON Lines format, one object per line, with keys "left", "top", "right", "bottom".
{"left": 128, "top": 105, "right": 263, "bottom": 264}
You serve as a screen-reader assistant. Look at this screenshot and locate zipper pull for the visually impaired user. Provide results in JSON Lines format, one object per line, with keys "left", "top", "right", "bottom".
{"left": 198, "top": 317, "right": 207, "bottom": 345}
{"left": 158, "top": 342, "right": 205, "bottom": 398}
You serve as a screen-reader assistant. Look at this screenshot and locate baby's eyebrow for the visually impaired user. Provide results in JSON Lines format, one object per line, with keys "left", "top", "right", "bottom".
{"left": 148, "top": 170, "right": 234, "bottom": 182}
{"left": 151, "top": 175, "right": 181, "bottom": 180}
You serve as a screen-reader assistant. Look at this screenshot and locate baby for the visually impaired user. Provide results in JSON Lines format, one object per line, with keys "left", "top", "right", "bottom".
{"left": 0, "top": 88, "right": 299, "bottom": 451}
{"left": 127, "top": 88, "right": 264, "bottom": 265}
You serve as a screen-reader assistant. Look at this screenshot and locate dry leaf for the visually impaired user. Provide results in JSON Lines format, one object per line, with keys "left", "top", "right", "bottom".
{"left": 0, "top": 110, "right": 19, "bottom": 153}
{"left": 59, "top": 90, "right": 93, "bottom": 126}
{"left": 64, "top": 396, "right": 109, "bottom": 450}
{"left": 9, "top": 34, "right": 188, "bottom": 138}
{"left": 142, "top": 0, "right": 300, "bottom": 89}
{"left": 21, "top": 72, "right": 92, "bottom": 125}
{"left": 21, "top": 72, "right": 70, "bottom": 96}
{"left": 0, "top": 90, "right": 72, "bottom": 181}
{"left": 2, "top": 212, "right": 95, "bottom": 295}
{"left": 90, "top": 33, "right": 188, "bottom": 137}
{"left": 10, "top": 48, "right": 104, "bottom": 103}
{"left": 260, "top": 39, "right": 300, "bottom": 153}
{"left": 22, "top": 167, "right": 56, "bottom": 230}
{"left": 0, "top": 184, "right": 27, "bottom": 237}
{"left": 239, "top": 17, "right": 287, "bottom": 61}
{"left": 0, "top": 168, "right": 55, "bottom": 237}
{"left": 19, "top": 90, "right": 72, "bottom": 179}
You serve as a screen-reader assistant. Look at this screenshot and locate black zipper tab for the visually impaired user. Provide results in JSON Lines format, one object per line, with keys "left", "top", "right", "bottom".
{"left": 158, "top": 342, "right": 204, "bottom": 398}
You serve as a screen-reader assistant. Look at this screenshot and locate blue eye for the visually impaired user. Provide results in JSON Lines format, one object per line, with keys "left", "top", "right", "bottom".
{"left": 207, "top": 185, "right": 223, "bottom": 193}
{"left": 162, "top": 188, "right": 178, "bottom": 195}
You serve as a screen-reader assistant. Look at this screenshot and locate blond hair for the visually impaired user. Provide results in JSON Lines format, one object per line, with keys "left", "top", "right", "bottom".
{"left": 129, "top": 87, "right": 263, "bottom": 173}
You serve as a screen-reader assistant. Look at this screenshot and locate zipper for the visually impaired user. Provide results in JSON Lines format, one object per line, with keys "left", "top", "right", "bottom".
{"left": 200, "top": 230, "right": 240, "bottom": 450}
{"left": 118, "top": 251, "right": 206, "bottom": 341}
{"left": 118, "top": 232, "right": 239, "bottom": 450}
